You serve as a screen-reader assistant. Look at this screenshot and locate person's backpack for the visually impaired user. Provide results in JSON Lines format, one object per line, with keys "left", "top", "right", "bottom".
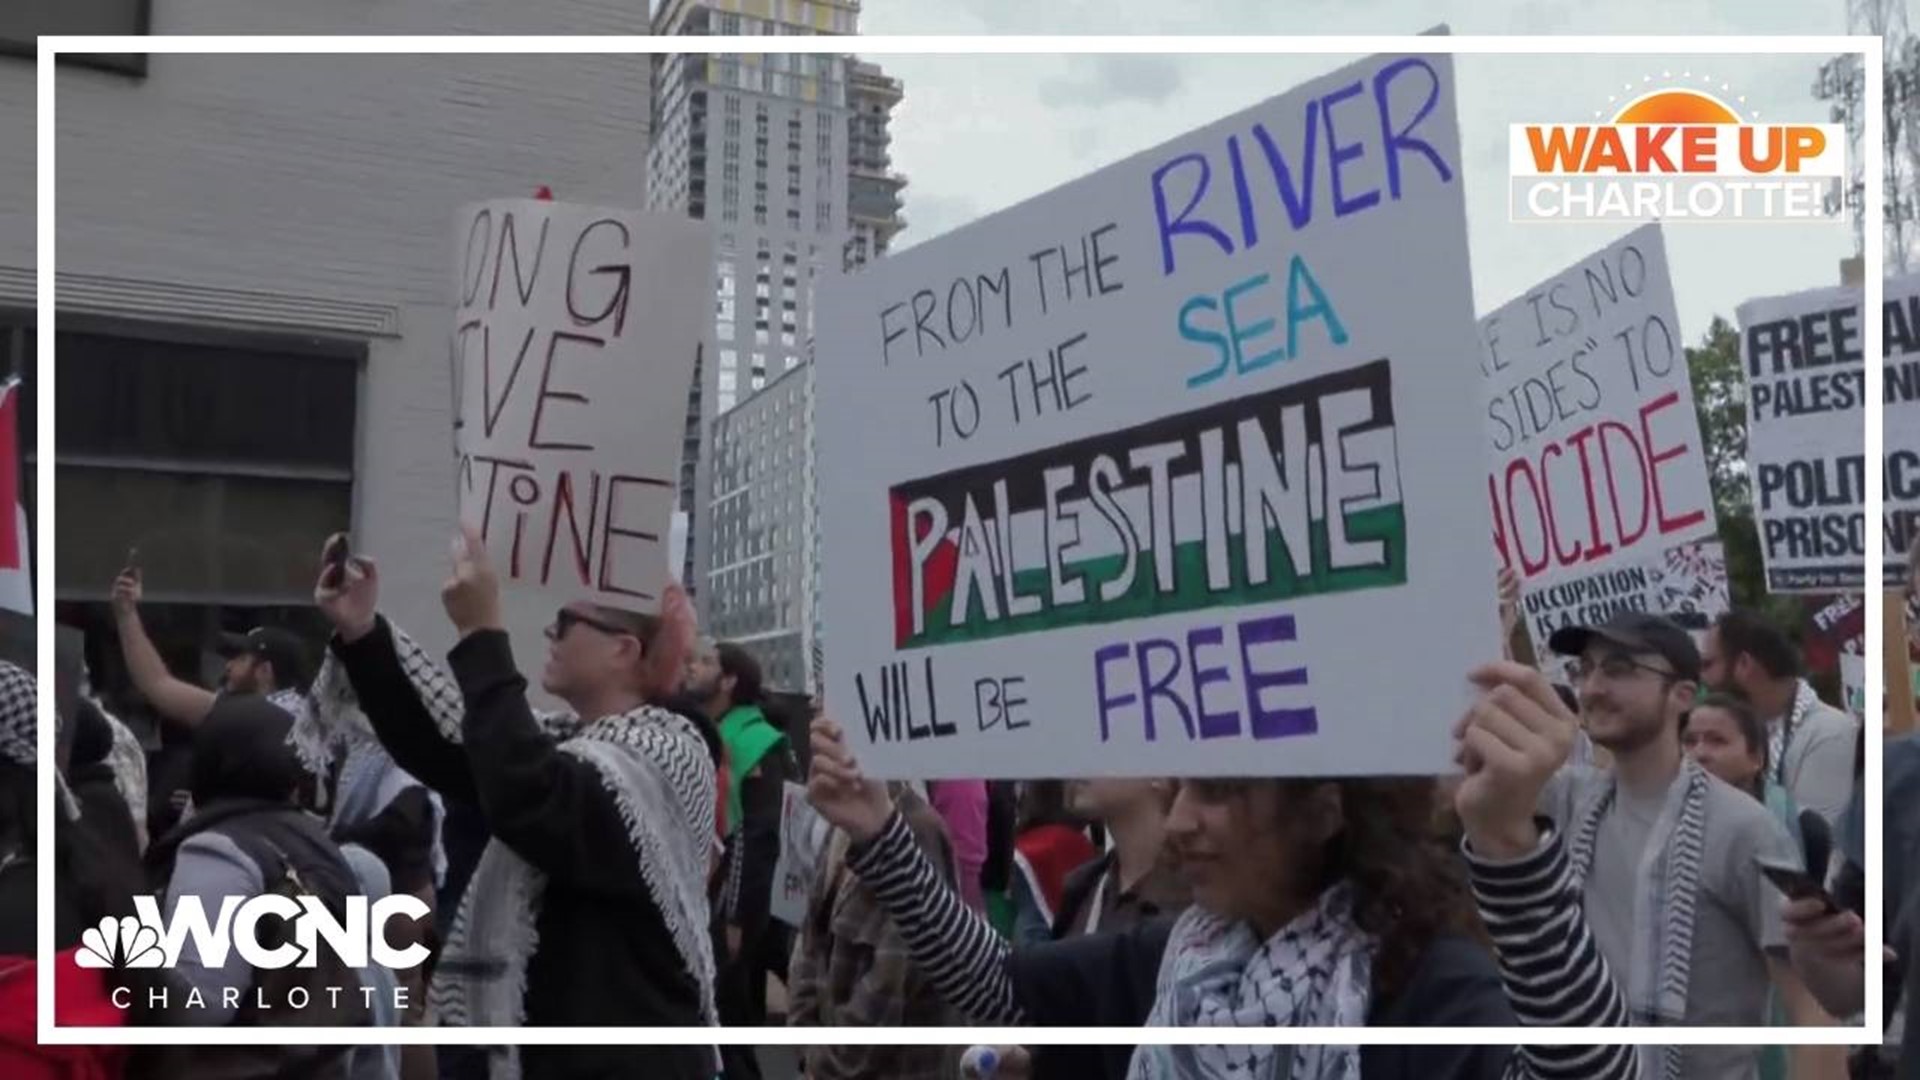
{"left": 224, "top": 831, "right": 373, "bottom": 1030}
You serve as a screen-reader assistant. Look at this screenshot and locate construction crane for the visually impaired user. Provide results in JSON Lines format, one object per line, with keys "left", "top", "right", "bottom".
{"left": 1816, "top": 0, "right": 1920, "bottom": 270}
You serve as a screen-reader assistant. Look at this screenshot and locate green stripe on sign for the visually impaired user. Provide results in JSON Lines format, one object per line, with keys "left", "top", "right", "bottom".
{"left": 907, "top": 504, "right": 1407, "bottom": 648}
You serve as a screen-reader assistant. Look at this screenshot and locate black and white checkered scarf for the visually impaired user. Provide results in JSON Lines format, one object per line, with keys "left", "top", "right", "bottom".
{"left": 1567, "top": 757, "right": 1710, "bottom": 1080}
{"left": 0, "top": 660, "right": 77, "bottom": 821}
{"left": 1131, "top": 883, "right": 1371, "bottom": 1080}
{"left": 312, "top": 625, "right": 716, "bottom": 1079}
{"left": 0, "top": 660, "right": 34, "bottom": 769}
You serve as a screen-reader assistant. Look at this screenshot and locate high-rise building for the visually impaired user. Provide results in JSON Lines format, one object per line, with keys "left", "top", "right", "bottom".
{"left": 647, "top": 0, "right": 854, "bottom": 611}
{"left": 844, "top": 59, "right": 908, "bottom": 270}
{"left": 647, "top": 0, "right": 904, "bottom": 628}
{"left": 704, "top": 357, "right": 814, "bottom": 690}
{"left": 649, "top": 8, "right": 907, "bottom": 686}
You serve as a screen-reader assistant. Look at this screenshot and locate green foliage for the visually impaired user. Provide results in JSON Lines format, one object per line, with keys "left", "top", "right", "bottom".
{"left": 1684, "top": 317, "right": 1812, "bottom": 645}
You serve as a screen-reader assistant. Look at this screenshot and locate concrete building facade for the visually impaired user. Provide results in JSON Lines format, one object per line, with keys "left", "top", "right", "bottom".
{"left": 1, "top": 0, "right": 658, "bottom": 724}
{"left": 703, "top": 357, "right": 815, "bottom": 691}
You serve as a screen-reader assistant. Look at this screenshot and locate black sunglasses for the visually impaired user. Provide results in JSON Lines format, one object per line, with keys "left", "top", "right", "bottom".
{"left": 545, "top": 608, "right": 637, "bottom": 643}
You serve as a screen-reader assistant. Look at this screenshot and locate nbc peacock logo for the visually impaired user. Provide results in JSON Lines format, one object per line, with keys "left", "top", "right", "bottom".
{"left": 1511, "top": 74, "right": 1846, "bottom": 222}
{"left": 76, "top": 915, "right": 167, "bottom": 969}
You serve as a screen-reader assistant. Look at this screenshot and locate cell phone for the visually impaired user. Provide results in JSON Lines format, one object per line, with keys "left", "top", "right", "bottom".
{"left": 123, "top": 546, "right": 140, "bottom": 575}
{"left": 1755, "top": 856, "right": 1838, "bottom": 913}
{"left": 322, "top": 535, "right": 352, "bottom": 587}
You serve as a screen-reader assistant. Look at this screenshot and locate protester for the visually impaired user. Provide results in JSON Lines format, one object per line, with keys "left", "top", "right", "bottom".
{"left": 299, "top": 660, "right": 444, "bottom": 1080}
{"left": 312, "top": 530, "right": 717, "bottom": 1080}
{"left": 1018, "top": 779, "right": 1190, "bottom": 1080}
{"left": 1528, "top": 613, "right": 1829, "bottom": 1078}
{"left": 1701, "top": 609, "right": 1857, "bottom": 826}
{"left": 1784, "top": 732, "right": 1915, "bottom": 1078}
{"left": 338, "top": 842, "right": 406, "bottom": 1080}
{"left": 113, "top": 567, "right": 319, "bottom": 838}
{"left": 1682, "top": 692, "right": 1804, "bottom": 851}
{"left": 131, "top": 694, "right": 372, "bottom": 1079}
{"left": 0, "top": 660, "right": 135, "bottom": 1080}
{"left": 928, "top": 777, "right": 990, "bottom": 913}
{"left": 65, "top": 699, "right": 144, "bottom": 873}
{"left": 807, "top": 657, "right": 1640, "bottom": 1080}
{"left": 980, "top": 780, "right": 1019, "bottom": 933}
{"left": 787, "top": 781, "right": 959, "bottom": 1078}
{"left": 1680, "top": 692, "right": 1810, "bottom": 1079}
{"left": 685, "top": 637, "right": 794, "bottom": 1049}
{"left": 1008, "top": 780, "right": 1096, "bottom": 946}
{"left": 113, "top": 567, "right": 313, "bottom": 724}
{"left": 1055, "top": 779, "right": 1187, "bottom": 938}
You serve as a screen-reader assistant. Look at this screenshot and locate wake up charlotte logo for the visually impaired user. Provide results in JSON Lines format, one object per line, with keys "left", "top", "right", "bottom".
{"left": 1511, "top": 77, "right": 1846, "bottom": 222}
{"left": 77, "top": 894, "right": 429, "bottom": 1013}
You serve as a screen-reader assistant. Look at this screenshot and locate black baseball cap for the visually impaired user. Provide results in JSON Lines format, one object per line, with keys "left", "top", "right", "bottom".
{"left": 1547, "top": 612, "right": 1701, "bottom": 684}
{"left": 215, "top": 627, "right": 312, "bottom": 692}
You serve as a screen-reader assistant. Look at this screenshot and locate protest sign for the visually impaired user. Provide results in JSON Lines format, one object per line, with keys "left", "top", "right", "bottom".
{"left": 1801, "top": 592, "right": 1865, "bottom": 674}
{"left": 450, "top": 199, "right": 709, "bottom": 612}
{"left": 1886, "top": 273, "right": 1920, "bottom": 588}
{"left": 1477, "top": 227, "right": 1720, "bottom": 654}
{"left": 771, "top": 781, "right": 829, "bottom": 928}
{"left": 1840, "top": 652, "right": 1866, "bottom": 724}
{"left": 1736, "top": 282, "right": 1870, "bottom": 592}
{"left": 817, "top": 52, "right": 1497, "bottom": 777}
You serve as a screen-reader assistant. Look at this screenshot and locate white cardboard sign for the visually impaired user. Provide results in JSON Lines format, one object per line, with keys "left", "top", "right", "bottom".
{"left": 817, "top": 52, "right": 1498, "bottom": 778}
{"left": 1885, "top": 274, "right": 1920, "bottom": 589}
{"left": 1736, "top": 281, "right": 1871, "bottom": 593}
{"left": 1477, "top": 225, "right": 1719, "bottom": 651}
{"left": 450, "top": 199, "right": 710, "bottom": 612}
{"left": 771, "top": 781, "right": 829, "bottom": 928}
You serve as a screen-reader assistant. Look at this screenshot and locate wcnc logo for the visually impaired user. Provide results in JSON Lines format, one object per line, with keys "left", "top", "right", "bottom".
{"left": 76, "top": 895, "right": 430, "bottom": 972}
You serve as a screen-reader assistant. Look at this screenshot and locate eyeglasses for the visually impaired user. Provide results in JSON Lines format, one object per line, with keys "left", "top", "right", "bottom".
{"left": 1566, "top": 654, "right": 1680, "bottom": 684}
{"left": 545, "top": 608, "right": 637, "bottom": 643}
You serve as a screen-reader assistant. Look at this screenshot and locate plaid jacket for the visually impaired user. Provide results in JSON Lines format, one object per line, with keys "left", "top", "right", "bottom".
{"left": 788, "top": 786, "right": 960, "bottom": 1080}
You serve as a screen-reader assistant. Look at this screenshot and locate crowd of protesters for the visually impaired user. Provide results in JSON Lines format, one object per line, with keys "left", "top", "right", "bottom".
{"left": 0, "top": 529, "right": 1903, "bottom": 1080}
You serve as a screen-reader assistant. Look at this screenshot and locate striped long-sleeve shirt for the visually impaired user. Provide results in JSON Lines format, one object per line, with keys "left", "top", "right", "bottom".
{"left": 844, "top": 811, "right": 1639, "bottom": 1080}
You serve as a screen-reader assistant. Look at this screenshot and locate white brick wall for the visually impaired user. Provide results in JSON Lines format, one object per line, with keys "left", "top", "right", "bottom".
{"left": 0, "top": 0, "right": 662, "bottom": 668}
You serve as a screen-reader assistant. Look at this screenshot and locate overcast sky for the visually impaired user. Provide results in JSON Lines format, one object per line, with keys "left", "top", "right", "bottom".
{"left": 858, "top": 0, "right": 1868, "bottom": 342}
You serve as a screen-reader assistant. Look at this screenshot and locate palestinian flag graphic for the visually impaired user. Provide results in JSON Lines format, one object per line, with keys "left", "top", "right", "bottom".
{"left": 890, "top": 360, "right": 1408, "bottom": 648}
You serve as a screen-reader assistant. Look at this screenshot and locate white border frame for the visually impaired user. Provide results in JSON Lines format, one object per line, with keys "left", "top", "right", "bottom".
{"left": 34, "top": 33, "right": 1883, "bottom": 1049}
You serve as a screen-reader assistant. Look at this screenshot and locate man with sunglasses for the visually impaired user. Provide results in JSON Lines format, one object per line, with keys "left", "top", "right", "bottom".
{"left": 1479, "top": 612, "right": 1825, "bottom": 1079}
{"left": 309, "top": 530, "right": 719, "bottom": 1080}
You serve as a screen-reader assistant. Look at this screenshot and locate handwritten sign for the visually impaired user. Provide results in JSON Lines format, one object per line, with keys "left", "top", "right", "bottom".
{"left": 770, "top": 781, "right": 829, "bottom": 928}
{"left": 450, "top": 199, "right": 709, "bottom": 611}
{"left": 1736, "top": 282, "right": 1870, "bottom": 593}
{"left": 1477, "top": 226, "right": 1718, "bottom": 652}
{"left": 1886, "top": 274, "right": 1920, "bottom": 589}
{"left": 817, "top": 52, "right": 1497, "bottom": 777}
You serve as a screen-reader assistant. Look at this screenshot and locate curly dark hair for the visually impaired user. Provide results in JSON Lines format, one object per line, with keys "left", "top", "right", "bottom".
{"left": 1191, "top": 776, "right": 1485, "bottom": 1004}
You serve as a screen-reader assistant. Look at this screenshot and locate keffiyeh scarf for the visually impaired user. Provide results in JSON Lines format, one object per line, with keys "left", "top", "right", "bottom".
{"left": 298, "top": 670, "right": 445, "bottom": 885}
{"left": 1567, "top": 757, "right": 1711, "bottom": 1080}
{"left": 1129, "top": 883, "right": 1372, "bottom": 1080}
{"left": 0, "top": 661, "right": 77, "bottom": 821}
{"left": 1768, "top": 679, "right": 1820, "bottom": 788}
{"left": 311, "top": 626, "right": 716, "bottom": 1080}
